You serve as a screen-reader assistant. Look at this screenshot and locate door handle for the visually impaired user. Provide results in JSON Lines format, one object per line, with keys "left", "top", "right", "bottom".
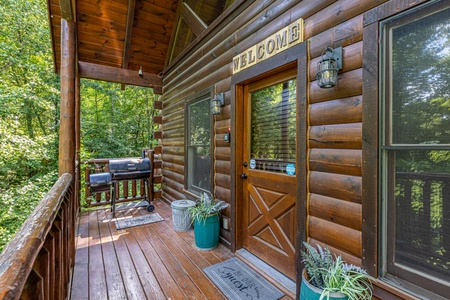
{"left": 240, "top": 173, "right": 248, "bottom": 179}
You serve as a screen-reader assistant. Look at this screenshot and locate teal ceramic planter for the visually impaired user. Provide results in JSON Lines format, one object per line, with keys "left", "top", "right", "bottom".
{"left": 300, "top": 271, "right": 348, "bottom": 300}
{"left": 193, "top": 214, "right": 220, "bottom": 250}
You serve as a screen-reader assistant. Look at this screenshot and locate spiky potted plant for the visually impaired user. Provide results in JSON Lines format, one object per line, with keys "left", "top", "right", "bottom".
{"left": 300, "top": 242, "right": 372, "bottom": 300}
{"left": 187, "top": 193, "right": 228, "bottom": 250}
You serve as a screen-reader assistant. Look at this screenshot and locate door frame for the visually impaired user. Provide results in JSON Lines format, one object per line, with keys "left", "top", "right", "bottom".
{"left": 230, "top": 41, "right": 308, "bottom": 291}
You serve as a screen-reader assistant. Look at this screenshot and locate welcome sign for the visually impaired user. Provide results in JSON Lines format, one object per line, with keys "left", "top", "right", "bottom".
{"left": 232, "top": 18, "right": 304, "bottom": 74}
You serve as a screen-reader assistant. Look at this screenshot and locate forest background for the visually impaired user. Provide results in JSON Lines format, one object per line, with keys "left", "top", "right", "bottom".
{"left": 0, "top": 0, "right": 158, "bottom": 251}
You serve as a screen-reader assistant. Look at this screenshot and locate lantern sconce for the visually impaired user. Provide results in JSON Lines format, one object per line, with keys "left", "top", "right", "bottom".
{"left": 211, "top": 85, "right": 224, "bottom": 115}
{"left": 316, "top": 47, "right": 342, "bottom": 88}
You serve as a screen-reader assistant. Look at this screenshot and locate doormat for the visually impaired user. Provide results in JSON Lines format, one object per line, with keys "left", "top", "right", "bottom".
{"left": 115, "top": 213, "right": 163, "bottom": 230}
{"left": 203, "top": 257, "right": 285, "bottom": 300}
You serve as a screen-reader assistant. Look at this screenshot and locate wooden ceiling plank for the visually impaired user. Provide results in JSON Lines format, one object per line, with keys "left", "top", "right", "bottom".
{"left": 77, "top": 32, "right": 125, "bottom": 50}
{"left": 77, "top": 25, "right": 125, "bottom": 43}
{"left": 131, "top": 26, "right": 172, "bottom": 44}
{"left": 77, "top": 49, "right": 122, "bottom": 66}
{"left": 139, "top": 0, "right": 178, "bottom": 18}
{"left": 77, "top": 1, "right": 127, "bottom": 24}
{"left": 130, "top": 51, "right": 166, "bottom": 64}
{"left": 77, "top": 15, "right": 127, "bottom": 32}
{"left": 78, "top": 42, "right": 124, "bottom": 57}
{"left": 179, "top": 2, "right": 207, "bottom": 37}
{"left": 78, "top": 0, "right": 128, "bottom": 17}
{"left": 79, "top": 61, "right": 163, "bottom": 92}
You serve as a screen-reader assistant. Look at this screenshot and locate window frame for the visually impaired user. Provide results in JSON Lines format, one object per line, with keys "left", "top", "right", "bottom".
{"left": 362, "top": 0, "right": 450, "bottom": 299}
{"left": 380, "top": 2, "right": 450, "bottom": 297}
{"left": 184, "top": 88, "right": 214, "bottom": 196}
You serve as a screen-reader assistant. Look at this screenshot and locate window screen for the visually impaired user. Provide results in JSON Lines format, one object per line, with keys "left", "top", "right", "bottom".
{"left": 381, "top": 2, "right": 450, "bottom": 297}
{"left": 186, "top": 97, "right": 211, "bottom": 193}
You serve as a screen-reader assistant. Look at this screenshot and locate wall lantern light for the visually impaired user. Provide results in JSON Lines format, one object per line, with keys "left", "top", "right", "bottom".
{"left": 316, "top": 47, "right": 342, "bottom": 88}
{"left": 211, "top": 86, "right": 224, "bottom": 115}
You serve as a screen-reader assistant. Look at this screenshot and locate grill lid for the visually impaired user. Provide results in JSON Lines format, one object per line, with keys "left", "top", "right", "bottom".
{"left": 109, "top": 158, "right": 151, "bottom": 173}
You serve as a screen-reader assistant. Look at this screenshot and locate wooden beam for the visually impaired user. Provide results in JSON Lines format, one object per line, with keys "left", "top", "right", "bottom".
{"left": 179, "top": 2, "right": 207, "bottom": 37}
{"left": 59, "top": 0, "right": 75, "bottom": 21}
{"left": 78, "top": 61, "right": 163, "bottom": 94}
{"left": 59, "top": 19, "right": 76, "bottom": 176}
{"left": 121, "top": 0, "right": 137, "bottom": 90}
{"left": 123, "top": 0, "right": 136, "bottom": 69}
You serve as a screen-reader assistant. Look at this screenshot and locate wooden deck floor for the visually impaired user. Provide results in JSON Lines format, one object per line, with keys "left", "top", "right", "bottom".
{"left": 70, "top": 199, "right": 294, "bottom": 300}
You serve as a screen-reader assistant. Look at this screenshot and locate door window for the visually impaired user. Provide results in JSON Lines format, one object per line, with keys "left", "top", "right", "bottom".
{"left": 250, "top": 79, "right": 296, "bottom": 173}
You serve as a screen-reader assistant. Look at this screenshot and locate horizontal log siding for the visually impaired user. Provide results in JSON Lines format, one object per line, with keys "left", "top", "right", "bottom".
{"left": 159, "top": 2, "right": 426, "bottom": 297}
{"left": 162, "top": 0, "right": 306, "bottom": 245}
{"left": 302, "top": 0, "right": 389, "bottom": 266}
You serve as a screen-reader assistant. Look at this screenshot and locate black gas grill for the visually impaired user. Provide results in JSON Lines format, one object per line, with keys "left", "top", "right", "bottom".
{"left": 88, "top": 157, "right": 154, "bottom": 217}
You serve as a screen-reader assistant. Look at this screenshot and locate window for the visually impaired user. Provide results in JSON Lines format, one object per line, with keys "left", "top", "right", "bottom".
{"left": 250, "top": 77, "right": 296, "bottom": 173}
{"left": 186, "top": 95, "right": 212, "bottom": 194}
{"left": 380, "top": 1, "right": 450, "bottom": 298}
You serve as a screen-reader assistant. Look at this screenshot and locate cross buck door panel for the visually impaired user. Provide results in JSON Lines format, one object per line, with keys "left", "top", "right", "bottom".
{"left": 241, "top": 68, "right": 297, "bottom": 279}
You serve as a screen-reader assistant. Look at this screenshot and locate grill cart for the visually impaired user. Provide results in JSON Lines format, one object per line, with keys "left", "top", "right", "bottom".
{"left": 109, "top": 158, "right": 154, "bottom": 216}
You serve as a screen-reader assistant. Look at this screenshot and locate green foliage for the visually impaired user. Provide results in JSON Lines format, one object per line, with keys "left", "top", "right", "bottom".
{"left": 301, "top": 242, "right": 334, "bottom": 288}
{"left": 0, "top": 0, "right": 158, "bottom": 252}
{"left": 80, "top": 80, "right": 159, "bottom": 160}
{"left": 187, "top": 193, "right": 228, "bottom": 224}
{"left": 301, "top": 242, "right": 372, "bottom": 300}
{"left": 0, "top": 171, "right": 58, "bottom": 252}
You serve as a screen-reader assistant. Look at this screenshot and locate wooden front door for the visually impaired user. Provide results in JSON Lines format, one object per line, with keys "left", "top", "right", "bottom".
{"left": 241, "top": 69, "right": 297, "bottom": 279}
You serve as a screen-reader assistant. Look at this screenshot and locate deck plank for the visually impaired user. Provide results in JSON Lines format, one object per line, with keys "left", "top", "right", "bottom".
{"left": 97, "top": 209, "right": 128, "bottom": 300}
{"left": 153, "top": 200, "right": 233, "bottom": 265}
{"left": 132, "top": 224, "right": 186, "bottom": 299}
{"left": 141, "top": 219, "right": 207, "bottom": 299}
{"left": 71, "top": 213, "right": 90, "bottom": 299}
{"left": 88, "top": 210, "right": 109, "bottom": 300}
{"left": 108, "top": 210, "right": 148, "bottom": 300}
{"left": 118, "top": 209, "right": 167, "bottom": 300}
{"left": 71, "top": 199, "right": 293, "bottom": 299}
{"left": 152, "top": 226, "right": 226, "bottom": 299}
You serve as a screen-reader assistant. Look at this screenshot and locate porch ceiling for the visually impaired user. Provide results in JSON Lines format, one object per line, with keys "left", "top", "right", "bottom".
{"left": 47, "top": 0, "right": 179, "bottom": 91}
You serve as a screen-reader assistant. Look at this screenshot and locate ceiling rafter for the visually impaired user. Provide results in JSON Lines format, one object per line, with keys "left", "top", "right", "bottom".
{"left": 121, "top": 0, "right": 137, "bottom": 89}
{"left": 179, "top": 2, "right": 207, "bottom": 37}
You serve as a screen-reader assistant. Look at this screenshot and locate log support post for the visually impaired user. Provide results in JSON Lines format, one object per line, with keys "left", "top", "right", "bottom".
{"left": 59, "top": 18, "right": 77, "bottom": 271}
{"left": 59, "top": 18, "right": 76, "bottom": 177}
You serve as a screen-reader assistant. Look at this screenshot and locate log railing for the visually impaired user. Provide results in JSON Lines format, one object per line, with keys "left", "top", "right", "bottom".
{"left": 84, "top": 148, "right": 162, "bottom": 208}
{"left": 0, "top": 173, "right": 74, "bottom": 300}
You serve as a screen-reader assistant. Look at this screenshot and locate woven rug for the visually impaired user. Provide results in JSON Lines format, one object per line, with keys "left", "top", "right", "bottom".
{"left": 115, "top": 213, "right": 163, "bottom": 230}
{"left": 203, "top": 257, "right": 285, "bottom": 300}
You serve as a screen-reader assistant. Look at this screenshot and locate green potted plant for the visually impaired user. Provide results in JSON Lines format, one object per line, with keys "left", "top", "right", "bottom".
{"left": 300, "top": 242, "right": 372, "bottom": 300}
{"left": 187, "top": 193, "right": 228, "bottom": 250}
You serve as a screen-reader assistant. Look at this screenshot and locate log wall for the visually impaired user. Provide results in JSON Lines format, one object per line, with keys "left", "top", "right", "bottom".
{"left": 158, "top": 0, "right": 426, "bottom": 298}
